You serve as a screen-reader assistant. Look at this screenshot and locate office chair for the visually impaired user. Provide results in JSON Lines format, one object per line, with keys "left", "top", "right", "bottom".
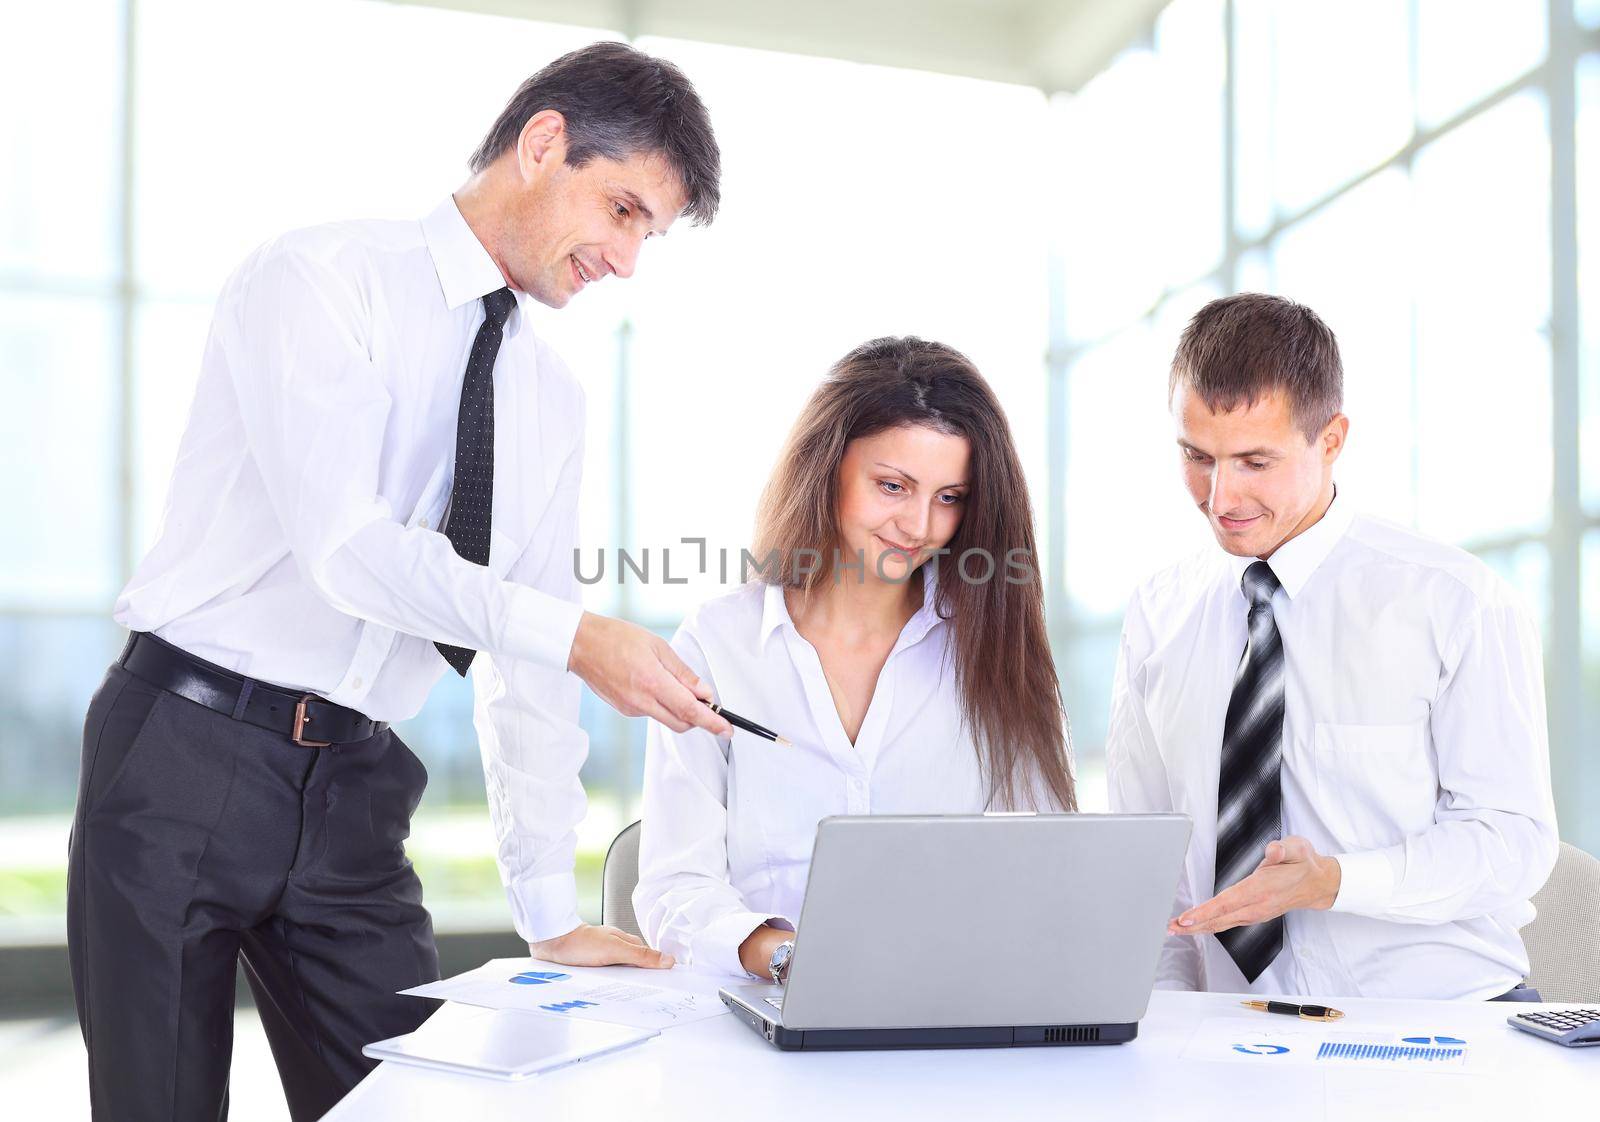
{"left": 601, "top": 819, "right": 645, "bottom": 940}
{"left": 1523, "top": 841, "right": 1600, "bottom": 1002}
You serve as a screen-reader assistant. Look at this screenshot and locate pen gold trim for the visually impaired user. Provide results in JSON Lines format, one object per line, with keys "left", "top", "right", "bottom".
{"left": 1240, "top": 1000, "right": 1344, "bottom": 1021}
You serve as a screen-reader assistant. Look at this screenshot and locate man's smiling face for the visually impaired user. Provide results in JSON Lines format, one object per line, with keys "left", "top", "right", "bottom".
{"left": 494, "top": 116, "right": 688, "bottom": 309}
{"left": 1173, "top": 383, "right": 1346, "bottom": 560}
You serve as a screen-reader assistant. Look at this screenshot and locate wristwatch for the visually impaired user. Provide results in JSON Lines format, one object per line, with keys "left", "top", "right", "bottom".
{"left": 768, "top": 940, "right": 795, "bottom": 986}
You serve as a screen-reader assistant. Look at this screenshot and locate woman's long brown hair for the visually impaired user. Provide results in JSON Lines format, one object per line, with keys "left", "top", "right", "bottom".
{"left": 752, "top": 337, "right": 1076, "bottom": 812}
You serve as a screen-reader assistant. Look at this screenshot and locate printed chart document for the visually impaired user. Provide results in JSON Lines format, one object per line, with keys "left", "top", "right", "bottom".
{"left": 402, "top": 958, "right": 731, "bottom": 1031}
{"left": 1182, "top": 1016, "right": 1498, "bottom": 1074}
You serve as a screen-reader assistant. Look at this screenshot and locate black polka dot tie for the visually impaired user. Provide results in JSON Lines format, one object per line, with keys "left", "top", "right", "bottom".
{"left": 435, "top": 287, "right": 517, "bottom": 675}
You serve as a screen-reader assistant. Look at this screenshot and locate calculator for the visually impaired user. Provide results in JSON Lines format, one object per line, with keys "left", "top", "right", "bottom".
{"left": 1507, "top": 1007, "right": 1600, "bottom": 1047}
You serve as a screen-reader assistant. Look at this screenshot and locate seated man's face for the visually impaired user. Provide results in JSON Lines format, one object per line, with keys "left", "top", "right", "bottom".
{"left": 1172, "top": 383, "right": 1344, "bottom": 560}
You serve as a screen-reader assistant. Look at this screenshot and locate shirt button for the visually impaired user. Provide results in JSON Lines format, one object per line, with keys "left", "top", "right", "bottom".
{"left": 420, "top": 518, "right": 430, "bottom": 529}
{"left": 353, "top": 676, "right": 363, "bottom": 689}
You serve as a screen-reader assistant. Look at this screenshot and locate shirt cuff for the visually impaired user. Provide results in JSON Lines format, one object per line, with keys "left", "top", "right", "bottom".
{"left": 505, "top": 871, "right": 583, "bottom": 945}
{"left": 1329, "top": 847, "right": 1401, "bottom": 916}
{"left": 502, "top": 584, "right": 584, "bottom": 672}
{"left": 694, "top": 911, "right": 796, "bottom": 978}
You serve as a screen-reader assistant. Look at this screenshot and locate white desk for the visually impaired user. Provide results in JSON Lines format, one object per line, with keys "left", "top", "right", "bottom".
{"left": 327, "top": 969, "right": 1596, "bottom": 1122}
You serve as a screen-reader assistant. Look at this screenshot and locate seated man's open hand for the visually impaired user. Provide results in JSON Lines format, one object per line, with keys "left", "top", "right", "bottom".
{"left": 1168, "top": 836, "right": 1342, "bottom": 937}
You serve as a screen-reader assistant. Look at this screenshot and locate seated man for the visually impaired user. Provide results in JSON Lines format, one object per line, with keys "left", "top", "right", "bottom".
{"left": 1107, "top": 292, "right": 1558, "bottom": 1000}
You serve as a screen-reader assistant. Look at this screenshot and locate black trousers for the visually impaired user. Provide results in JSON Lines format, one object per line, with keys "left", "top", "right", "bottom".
{"left": 67, "top": 659, "right": 440, "bottom": 1121}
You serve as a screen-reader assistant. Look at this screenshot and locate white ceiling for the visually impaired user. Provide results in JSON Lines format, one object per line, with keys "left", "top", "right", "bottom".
{"left": 391, "top": 0, "right": 1170, "bottom": 94}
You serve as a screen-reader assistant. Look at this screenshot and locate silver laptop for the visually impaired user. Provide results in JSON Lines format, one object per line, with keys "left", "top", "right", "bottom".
{"left": 720, "top": 813, "right": 1191, "bottom": 1051}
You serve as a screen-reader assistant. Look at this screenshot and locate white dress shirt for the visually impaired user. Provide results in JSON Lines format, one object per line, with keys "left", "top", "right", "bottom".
{"left": 115, "top": 198, "right": 591, "bottom": 942}
{"left": 635, "top": 572, "right": 1058, "bottom": 976}
{"left": 1107, "top": 494, "right": 1559, "bottom": 1000}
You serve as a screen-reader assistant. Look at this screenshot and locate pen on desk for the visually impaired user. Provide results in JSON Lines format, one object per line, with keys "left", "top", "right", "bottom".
{"left": 1240, "top": 1000, "right": 1344, "bottom": 1022}
{"left": 703, "top": 700, "right": 793, "bottom": 746}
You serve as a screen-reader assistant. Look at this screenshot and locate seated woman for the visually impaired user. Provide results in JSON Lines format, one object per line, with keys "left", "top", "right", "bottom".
{"left": 633, "top": 336, "right": 1076, "bottom": 979}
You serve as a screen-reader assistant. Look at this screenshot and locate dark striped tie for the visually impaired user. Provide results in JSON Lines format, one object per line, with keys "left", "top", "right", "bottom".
{"left": 1214, "top": 560, "right": 1285, "bottom": 983}
{"left": 435, "top": 287, "right": 517, "bottom": 676}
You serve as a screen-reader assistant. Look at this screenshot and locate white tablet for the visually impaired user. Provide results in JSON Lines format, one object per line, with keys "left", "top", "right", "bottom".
{"left": 362, "top": 1007, "right": 658, "bottom": 1081}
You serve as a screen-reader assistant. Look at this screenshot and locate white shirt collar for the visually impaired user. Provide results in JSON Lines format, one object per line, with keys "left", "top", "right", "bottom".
{"left": 1223, "top": 485, "right": 1355, "bottom": 599}
{"left": 757, "top": 580, "right": 789, "bottom": 647}
{"left": 757, "top": 563, "right": 945, "bottom": 650}
{"left": 420, "top": 195, "right": 532, "bottom": 335}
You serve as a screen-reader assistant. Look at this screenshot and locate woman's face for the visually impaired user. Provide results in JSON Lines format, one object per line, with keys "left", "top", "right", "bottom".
{"left": 836, "top": 424, "right": 971, "bottom": 586}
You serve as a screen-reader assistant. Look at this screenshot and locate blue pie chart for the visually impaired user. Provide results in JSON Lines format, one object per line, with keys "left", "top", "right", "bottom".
{"left": 509, "top": 970, "right": 571, "bottom": 985}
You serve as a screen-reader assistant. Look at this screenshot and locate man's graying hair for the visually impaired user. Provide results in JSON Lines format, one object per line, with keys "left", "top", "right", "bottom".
{"left": 470, "top": 41, "right": 721, "bottom": 225}
{"left": 1170, "top": 293, "right": 1344, "bottom": 441}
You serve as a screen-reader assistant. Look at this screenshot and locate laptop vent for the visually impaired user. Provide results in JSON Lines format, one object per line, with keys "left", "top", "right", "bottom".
{"left": 1043, "top": 1026, "right": 1101, "bottom": 1044}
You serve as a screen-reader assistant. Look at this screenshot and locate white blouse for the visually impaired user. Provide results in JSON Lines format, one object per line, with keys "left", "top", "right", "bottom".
{"left": 635, "top": 571, "right": 1050, "bottom": 976}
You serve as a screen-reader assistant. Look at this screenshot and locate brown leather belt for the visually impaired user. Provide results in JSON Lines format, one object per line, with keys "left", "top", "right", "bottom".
{"left": 120, "top": 631, "right": 388, "bottom": 748}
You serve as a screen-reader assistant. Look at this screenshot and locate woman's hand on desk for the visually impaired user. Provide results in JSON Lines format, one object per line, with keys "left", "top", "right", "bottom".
{"left": 568, "top": 612, "right": 734, "bottom": 737}
{"left": 530, "top": 923, "right": 676, "bottom": 969}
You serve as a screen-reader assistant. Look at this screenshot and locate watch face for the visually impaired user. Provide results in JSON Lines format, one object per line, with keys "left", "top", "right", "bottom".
{"left": 771, "top": 941, "right": 794, "bottom": 977}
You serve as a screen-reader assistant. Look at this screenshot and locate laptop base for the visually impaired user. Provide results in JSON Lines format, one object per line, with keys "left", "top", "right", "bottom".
{"left": 722, "top": 992, "right": 1137, "bottom": 1052}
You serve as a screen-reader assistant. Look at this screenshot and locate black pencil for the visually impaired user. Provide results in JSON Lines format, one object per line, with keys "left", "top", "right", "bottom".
{"left": 703, "top": 700, "right": 793, "bottom": 746}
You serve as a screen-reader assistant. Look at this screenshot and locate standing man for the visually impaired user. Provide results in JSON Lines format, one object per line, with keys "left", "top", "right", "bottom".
{"left": 69, "top": 42, "right": 734, "bottom": 1121}
{"left": 1107, "top": 293, "right": 1558, "bottom": 1000}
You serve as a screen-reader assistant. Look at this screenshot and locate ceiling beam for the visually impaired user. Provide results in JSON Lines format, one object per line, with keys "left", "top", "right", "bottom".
{"left": 382, "top": 0, "right": 1170, "bottom": 94}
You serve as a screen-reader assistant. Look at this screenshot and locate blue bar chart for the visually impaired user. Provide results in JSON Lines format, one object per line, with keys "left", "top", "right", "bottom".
{"left": 1316, "top": 1042, "right": 1465, "bottom": 1063}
